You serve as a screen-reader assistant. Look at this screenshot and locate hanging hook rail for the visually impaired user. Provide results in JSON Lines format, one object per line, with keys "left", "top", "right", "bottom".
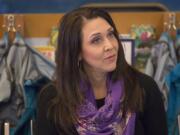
{"left": 2, "top": 14, "right": 24, "bottom": 35}
{"left": 3, "top": 14, "right": 17, "bottom": 32}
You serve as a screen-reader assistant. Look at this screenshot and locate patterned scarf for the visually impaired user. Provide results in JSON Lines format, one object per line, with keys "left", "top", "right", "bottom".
{"left": 76, "top": 78, "right": 136, "bottom": 135}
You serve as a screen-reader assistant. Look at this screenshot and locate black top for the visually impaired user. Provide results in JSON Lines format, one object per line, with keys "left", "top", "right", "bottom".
{"left": 96, "top": 97, "right": 105, "bottom": 109}
{"left": 35, "top": 72, "right": 168, "bottom": 135}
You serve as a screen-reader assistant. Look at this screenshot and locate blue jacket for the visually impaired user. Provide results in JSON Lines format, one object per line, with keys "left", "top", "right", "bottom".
{"left": 166, "top": 64, "right": 180, "bottom": 135}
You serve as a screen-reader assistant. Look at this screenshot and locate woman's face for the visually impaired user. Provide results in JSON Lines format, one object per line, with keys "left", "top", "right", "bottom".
{"left": 80, "top": 17, "right": 119, "bottom": 74}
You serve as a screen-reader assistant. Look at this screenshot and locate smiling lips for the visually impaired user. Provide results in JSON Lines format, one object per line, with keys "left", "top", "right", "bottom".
{"left": 104, "top": 54, "right": 116, "bottom": 62}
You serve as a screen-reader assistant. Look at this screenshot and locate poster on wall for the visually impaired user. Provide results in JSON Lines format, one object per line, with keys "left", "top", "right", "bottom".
{"left": 120, "top": 37, "right": 135, "bottom": 65}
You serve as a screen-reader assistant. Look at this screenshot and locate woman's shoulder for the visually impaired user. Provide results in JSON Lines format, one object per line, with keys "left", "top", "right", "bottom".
{"left": 135, "top": 71, "right": 160, "bottom": 93}
{"left": 134, "top": 71, "right": 164, "bottom": 108}
{"left": 136, "top": 71, "right": 156, "bottom": 85}
{"left": 35, "top": 82, "right": 59, "bottom": 135}
{"left": 134, "top": 71, "right": 168, "bottom": 135}
{"left": 38, "top": 82, "right": 57, "bottom": 105}
{"left": 135, "top": 71, "right": 164, "bottom": 110}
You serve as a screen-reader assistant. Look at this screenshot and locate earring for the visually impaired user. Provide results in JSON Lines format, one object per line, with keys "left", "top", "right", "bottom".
{"left": 78, "top": 55, "right": 82, "bottom": 68}
{"left": 78, "top": 60, "right": 82, "bottom": 69}
{"left": 78, "top": 60, "right": 80, "bottom": 68}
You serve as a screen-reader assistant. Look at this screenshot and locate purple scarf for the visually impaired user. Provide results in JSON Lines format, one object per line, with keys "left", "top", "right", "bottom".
{"left": 76, "top": 78, "right": 136, "bottom": 135}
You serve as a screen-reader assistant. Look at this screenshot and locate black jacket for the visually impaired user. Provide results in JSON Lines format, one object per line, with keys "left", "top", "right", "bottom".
{"left": 35, "top": 72, "right": 168, "bottom": 135}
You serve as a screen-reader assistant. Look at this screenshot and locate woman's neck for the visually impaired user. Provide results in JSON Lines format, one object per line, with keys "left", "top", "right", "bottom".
{"left": 86, "top": 69, "right": 108, "bottom": 99}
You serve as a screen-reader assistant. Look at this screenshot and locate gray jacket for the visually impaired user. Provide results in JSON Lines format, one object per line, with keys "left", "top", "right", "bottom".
{"left": 0, "top": 32, "right": 55, "bottom": 125}
{"left": 145, "top": 32, "right": 177, "bottom": 110}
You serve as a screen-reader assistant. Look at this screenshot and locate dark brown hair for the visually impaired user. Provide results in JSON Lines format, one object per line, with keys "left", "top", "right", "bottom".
{"left": 50, "top": 7, "right": 144, "bottom": 134}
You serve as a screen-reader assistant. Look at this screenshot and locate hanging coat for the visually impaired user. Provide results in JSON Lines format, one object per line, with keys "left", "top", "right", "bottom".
{"left": 0, "top": 32, "right": 55, "bottom": 135}
{"left": 145, "top": 32, "right": 177, "bottom": 110}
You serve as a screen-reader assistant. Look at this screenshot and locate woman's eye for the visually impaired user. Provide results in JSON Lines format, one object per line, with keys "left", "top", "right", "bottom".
{"left": 108, "top": 31, "right": 115, "bottom": 38}
{"left": 91, "top": 37, "right": 102, "bottom": 44}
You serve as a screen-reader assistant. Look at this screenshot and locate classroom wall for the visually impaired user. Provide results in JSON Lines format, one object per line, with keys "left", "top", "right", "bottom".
{"left": 1, "top": 12, "right": 180, "bottom": 39}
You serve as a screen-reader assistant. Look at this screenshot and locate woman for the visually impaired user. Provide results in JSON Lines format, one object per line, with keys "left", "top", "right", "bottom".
{"left": 35, "top": 7, "right": 167, "bottom": 135}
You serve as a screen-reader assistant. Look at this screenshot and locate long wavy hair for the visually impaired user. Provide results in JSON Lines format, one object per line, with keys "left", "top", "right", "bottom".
{"left": 50, "top": 7, "right": 144, "bottom": 134}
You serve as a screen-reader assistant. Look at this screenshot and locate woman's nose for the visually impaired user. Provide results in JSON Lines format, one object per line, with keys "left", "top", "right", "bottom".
{"left": 104, "top": 39, "right": 113, "bottom": 51}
